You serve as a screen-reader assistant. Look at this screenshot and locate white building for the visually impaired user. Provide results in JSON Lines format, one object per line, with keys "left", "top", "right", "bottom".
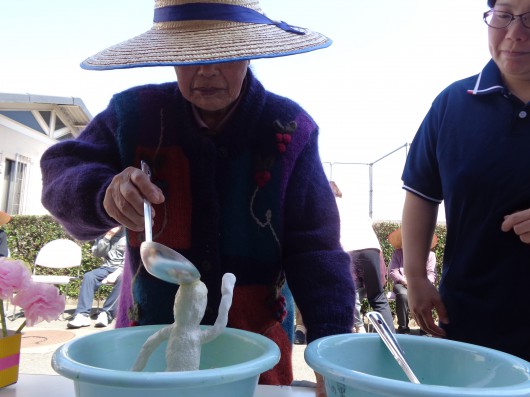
{"left": 0, "top": 93, "right": 92, "bottom": 215}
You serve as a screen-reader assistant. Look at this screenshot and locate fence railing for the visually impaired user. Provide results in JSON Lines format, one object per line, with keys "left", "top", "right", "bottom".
{"left": 322, "top": 143, "right": 409, "bottom": 220}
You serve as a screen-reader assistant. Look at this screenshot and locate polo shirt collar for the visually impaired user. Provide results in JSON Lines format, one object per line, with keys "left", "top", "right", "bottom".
{"left": 467, "top": 59, "right": 505, "bottom": 96}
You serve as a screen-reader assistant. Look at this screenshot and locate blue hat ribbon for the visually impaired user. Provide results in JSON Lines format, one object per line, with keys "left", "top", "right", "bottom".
{"left": 154, "top": 3, "right": 305, "bottom": 35}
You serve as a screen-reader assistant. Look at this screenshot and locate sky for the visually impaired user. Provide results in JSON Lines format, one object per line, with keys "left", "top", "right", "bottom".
{"left": 1, "top": 1, "right": 492, "bottom": 221}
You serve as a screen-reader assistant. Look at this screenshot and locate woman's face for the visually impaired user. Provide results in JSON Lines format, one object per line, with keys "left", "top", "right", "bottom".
{"left": 174, "top": 61, "right": 249, "bottom": 113}
{"left": 488, "top": 0, "right": 530, "bottom": 89}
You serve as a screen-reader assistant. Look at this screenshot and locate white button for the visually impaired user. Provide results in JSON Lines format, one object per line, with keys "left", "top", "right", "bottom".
{"left": 519, "top": 111, "right": 527, "bottom": 119}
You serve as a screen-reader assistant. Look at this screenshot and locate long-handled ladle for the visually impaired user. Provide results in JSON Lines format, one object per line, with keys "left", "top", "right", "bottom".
{"left": 367, "top": 311, "right": 421, "bottom": 384}
{"left": 139, "top": 160, "right": 200, "bottom": 285}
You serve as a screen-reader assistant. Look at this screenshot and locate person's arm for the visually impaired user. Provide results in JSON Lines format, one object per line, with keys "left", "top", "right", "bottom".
{"left": 426, "top": 251, "right": 437, "bottom": 284}
{"left": 378, "top": 251, "right": 387, "bottom": 288}
{"left": 92, "top": 227, "right": 120, "bottom": 258}
{"left": 281, "top": 121, "right": 354, "bottom": 397}
{"left": 101, "top": 267, "right": 123, "bottom": 284}
{"left": 40, "top": 102, "right": 163, "bottom": 241}
{"left": 388, "top": 249, "right": 406, "bottom": 285}
{"left": 402, "top": 192, "right": 448, "bottom": 337}
{"left": 40, "top": 105, "right": 123, "bottom": 240}
{"left": 0, "top": 231, "right": 8, "bottom": 257}
{"left": 283, "top": 132, "right": 354, "bottom": 343}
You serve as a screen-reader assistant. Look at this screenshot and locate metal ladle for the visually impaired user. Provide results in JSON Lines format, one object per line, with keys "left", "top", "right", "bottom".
{"left": 366, "top": 311, "right": 421, "bottom": 384}
{"left": 139, "top": 161, "right": 200, "bottom": 285}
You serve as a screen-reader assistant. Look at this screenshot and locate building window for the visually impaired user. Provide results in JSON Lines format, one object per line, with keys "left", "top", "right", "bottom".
{"left": 1, "top": 157, "right": 29, "bottom": 215}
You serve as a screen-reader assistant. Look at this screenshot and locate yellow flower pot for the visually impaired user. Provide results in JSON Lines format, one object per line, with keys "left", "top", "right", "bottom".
{"left": 0, "top": 332, "right": 22, "bottom": 388}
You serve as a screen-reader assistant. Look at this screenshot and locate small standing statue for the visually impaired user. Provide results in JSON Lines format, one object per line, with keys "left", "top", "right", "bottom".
{"left": 132, "top": 269, "right": 236, "bottom": 372}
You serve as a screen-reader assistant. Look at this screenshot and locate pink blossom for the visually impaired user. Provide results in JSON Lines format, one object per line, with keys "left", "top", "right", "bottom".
{"left": 0, "top": 258, "right": 32, "bottom": 300}
{"left": 12, "top": 282, "right": 66, "bottom": 327}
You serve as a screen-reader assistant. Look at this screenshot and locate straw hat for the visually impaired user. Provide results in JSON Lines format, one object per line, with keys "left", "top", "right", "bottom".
{"left": 0, "top": 211, "right": 11, "bottom": 227}
{"left": 387, "top": 228, "right": 438, "bottom": 250}
{"left": 81, "top": 0, "right": 332, "bottom": 70}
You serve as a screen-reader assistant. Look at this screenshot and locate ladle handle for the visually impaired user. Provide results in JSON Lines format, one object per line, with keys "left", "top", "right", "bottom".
{"left": 141, "top": 161, "right": 153, "bottom": 243}
{"left": 367, "top": 311, "right": 421, "bottom": 384}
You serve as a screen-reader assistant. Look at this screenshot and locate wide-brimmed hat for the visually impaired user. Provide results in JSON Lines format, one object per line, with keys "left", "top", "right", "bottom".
{"left": 81, "top": 0, "right": 332, "bottom": 70}
{"left": 387, "top": 228, "right": 438, "bottom": 250}
{"left": 0, "top": 211, "right": 12, "bottom": 227}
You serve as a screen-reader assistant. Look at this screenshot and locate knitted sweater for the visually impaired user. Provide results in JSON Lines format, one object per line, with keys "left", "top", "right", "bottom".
{"left": 40, "top": 70, "right": 355, "bottom": 383}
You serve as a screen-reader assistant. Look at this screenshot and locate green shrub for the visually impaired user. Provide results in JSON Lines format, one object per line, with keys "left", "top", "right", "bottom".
{"left": 3, "top": 215, "right": 104, "bottom": 299}
{"left": 2, "top": 216, "right": 447, "bottom": 307}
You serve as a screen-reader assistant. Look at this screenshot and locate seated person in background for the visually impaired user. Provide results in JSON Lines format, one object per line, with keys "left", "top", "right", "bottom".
{"left": 388, "top": 228, "right": 437, "bottom": 334}
{"left": 0, "top": 211, "right": 12, "bottom": 257}
{"left": 68, "top": 226, "right": 126, "bottom": 329}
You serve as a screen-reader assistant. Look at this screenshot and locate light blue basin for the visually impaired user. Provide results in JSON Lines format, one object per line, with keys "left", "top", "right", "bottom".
{"left": 305, "top": 333, "right": 530, "bottom": 397}
{"left": 52, "top": 325, "right": 280, "bottom": 397}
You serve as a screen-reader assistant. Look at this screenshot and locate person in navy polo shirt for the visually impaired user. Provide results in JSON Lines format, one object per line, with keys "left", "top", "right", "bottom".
{"left": 401, "top": 0, "right": 530, "bottom": 361}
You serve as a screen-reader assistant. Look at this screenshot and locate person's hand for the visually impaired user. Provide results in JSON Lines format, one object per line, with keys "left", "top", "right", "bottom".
{"left": 501, "top": 209, "right": 530, "bottom": 244}
{"left": 103, "top": 166, "right": 164, "bottom": 231}
{"left": 315, "top": 372, "right": 326, "bottom": 397}
{"left": 407, "top": 277, "right": 448, "bottom": 337}
{"left": 104, "top": 226, "right": 121, "bottom": 239}
{"left": 102, "top": 268, "right": 122, "bottom": 284}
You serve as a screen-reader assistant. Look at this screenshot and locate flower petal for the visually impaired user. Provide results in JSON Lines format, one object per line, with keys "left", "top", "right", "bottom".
{"left": 12, "top": 282, "right": 65, "bottom": 326}
{"left": 0, "top": 258, "right": 32, "bottom": 300}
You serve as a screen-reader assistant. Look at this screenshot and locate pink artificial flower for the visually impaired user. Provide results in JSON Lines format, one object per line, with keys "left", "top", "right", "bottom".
{"left": 12, "top": 282, "right": 65, "bottom": 327}
{"left": 0, "top": 258, "right": 32, "bottom": 300}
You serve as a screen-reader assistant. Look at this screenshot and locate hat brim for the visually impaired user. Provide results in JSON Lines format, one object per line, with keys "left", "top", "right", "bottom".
{"left": 388, "top": 229, "right": 403, "bottom": 250}
{"left": 81, "top": 22, "right": 332, "bottom": 70}
{"left": 0, "top": 211, "right": 11, "bottom": 227}
{"left": 387, "top": 228, "right": 438, "bottom": 250}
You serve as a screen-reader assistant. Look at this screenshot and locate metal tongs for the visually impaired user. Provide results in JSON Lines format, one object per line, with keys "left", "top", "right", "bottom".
{"left": 367, "top": 311, "right": 421, "bottom": 384}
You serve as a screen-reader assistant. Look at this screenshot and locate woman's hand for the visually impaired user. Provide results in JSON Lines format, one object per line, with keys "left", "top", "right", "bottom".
{"left": 407, "top": 277, "right": 448, "bottom": 337}
{"left": 103, "top": 166, "right": 164, "bottom": 231}
{"left": 501, "top": 209, "right": 530, "bottom": 244}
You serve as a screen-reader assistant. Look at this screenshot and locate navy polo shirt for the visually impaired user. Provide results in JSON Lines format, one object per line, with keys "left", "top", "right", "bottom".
{"left": 403, "top": 59, "right": 530, "bottom": 360}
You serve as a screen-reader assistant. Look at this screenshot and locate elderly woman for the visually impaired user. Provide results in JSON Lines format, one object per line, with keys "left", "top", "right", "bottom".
{"left": 402, "top": 0, "right": 530, "bottom": 361}
{"left": 40, "top": 0, "right": 355, "bottom": 394}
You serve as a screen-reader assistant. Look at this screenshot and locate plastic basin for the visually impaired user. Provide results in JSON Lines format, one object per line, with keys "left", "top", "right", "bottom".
{"left": 305, "top": 333, "right": 530, "bottom": 397}
{"left": 52, "top": 325, "right": 280, "bottom": 397}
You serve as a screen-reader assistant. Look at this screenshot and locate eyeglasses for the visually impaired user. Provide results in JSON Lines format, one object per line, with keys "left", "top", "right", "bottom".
{"left": 483, "top": 9, "right": 530, "bottom": 29}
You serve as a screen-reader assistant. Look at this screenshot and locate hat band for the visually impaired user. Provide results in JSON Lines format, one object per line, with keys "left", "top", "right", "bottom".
{"left": 154, "top": 3, "right": 305, "bottom": 35}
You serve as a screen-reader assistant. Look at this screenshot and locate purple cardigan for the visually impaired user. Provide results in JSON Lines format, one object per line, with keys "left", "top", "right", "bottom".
{"left": 40, "top": 69, "right": 354, "bottom": 383}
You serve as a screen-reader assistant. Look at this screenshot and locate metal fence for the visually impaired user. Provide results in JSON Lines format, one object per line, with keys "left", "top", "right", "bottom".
{"left": 322, "top": 143, "right": 409, "bottom": 221}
